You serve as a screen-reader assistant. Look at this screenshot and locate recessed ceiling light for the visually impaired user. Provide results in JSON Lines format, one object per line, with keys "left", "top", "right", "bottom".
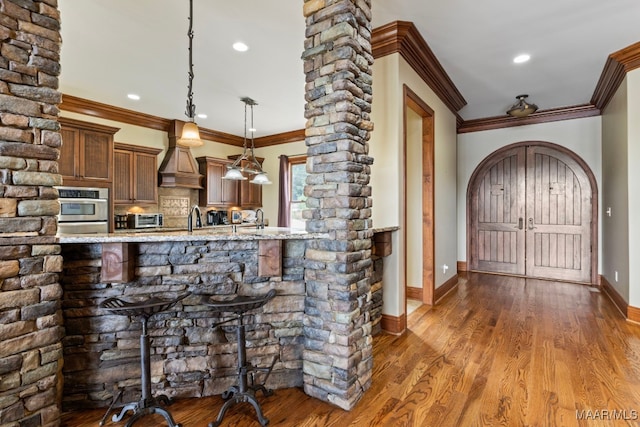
{"left": 127, "top": 93, "right": 140, "bottom": 100}
{"left": 197, "top": 113, "right": 207, "bottom": 119}
{"left": 233, "top": 42, "right": 249, "bottom": 52}
{"left": 513, "top": 54, "right": 530, "bottom": 64}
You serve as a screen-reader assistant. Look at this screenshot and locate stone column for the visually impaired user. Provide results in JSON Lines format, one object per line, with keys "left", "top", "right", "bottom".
{"left": 0, "top": 1, "right": 64, "bottom": 426}
{"left": 301, "top": 0, "right": 375, "bottom": 410}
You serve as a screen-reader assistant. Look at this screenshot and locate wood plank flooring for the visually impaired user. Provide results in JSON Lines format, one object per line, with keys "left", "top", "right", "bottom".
{"left": 61, "top": 273, "right": 640, "bottom": 426}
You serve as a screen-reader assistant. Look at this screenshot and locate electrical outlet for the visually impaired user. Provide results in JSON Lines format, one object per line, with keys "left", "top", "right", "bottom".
{"left": 442, "top": 264, "right": 449, "bottom": 274}
{"left": 615, "top": 271, "right": 619, "bottom": 282}
{"left": 606, "top": 207, "right": 612, "bottom": 217}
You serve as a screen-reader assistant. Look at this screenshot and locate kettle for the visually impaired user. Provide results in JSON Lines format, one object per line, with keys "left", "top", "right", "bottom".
{"left": 206, "top": 210, "right": 219, "bottom": 226}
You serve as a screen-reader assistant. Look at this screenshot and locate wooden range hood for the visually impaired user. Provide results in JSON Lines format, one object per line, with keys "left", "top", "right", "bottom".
{"left": 158, "top": 120, "right": 203, "bottom": 189}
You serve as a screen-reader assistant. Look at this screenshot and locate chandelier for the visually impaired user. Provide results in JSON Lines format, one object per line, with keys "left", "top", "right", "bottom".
{"left": 223, "top": 97, "right": 271, "bottom": 184}
{"left": 177, "top": 0, "right": 203, "bottom": 147}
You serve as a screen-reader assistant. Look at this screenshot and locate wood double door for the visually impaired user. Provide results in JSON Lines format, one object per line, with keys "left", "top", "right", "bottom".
{"left": 468, "top": 144, "right": 595, "bottom": 283}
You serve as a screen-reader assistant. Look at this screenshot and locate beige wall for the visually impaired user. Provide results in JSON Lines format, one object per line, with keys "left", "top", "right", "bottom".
{"left": 627, "top": 69, "right": 640, "bottom": 307}
{"left": 370, "top": 53, "right": 459, "bottom": 317}
{"left": 601, "top": 77, "right": 630, "bottom": 301}
{"left": 457, "top": 117, "right": 603, "bottom": 273}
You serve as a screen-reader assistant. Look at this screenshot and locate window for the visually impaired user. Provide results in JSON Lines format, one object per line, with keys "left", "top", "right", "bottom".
{"left": 289, "top": 156, "right": 307, "bottom": 229}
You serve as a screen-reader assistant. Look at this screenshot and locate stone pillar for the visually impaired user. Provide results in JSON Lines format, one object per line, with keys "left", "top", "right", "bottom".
{"left": 0, "top": 1, "right": 64, "bottom": 426}
{"left": 301, "top": 0, "right": 375, "bottom": 410}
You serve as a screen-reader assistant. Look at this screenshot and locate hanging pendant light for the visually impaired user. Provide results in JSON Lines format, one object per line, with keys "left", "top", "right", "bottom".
{"left": 177, "top": 0, "right": 203, "bottom": 147}
{"left": 506, "top": 94, "right": 538, "bottom": 118}
{"left": 223, "top": 97, "right": 271, "bottom": 184}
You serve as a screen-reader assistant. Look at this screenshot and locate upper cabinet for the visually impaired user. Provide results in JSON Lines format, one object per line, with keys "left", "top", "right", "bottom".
{"left": 113, "top": 142, "right": 162, "bottom": 205}
{"left": 197, "top": 156, "right": 239, "bottom": 207}
{"left": 59, "top": 117, "right": 119, "bottom": 186}
{"left": 228, "top": 155, "right": 264, "bottom": 208}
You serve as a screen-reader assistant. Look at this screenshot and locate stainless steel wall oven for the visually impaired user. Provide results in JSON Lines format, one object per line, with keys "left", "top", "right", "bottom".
{"left": 56, "top": 186, "right": 109, "bottom": 234}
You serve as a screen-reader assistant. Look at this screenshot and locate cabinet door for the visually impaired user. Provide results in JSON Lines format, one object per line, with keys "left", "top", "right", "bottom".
{"left": 198, "top": 157, "right": 239, "bottom": 207}
{"left": 59, "top": 127, "right": 79, "bottom": 182}
{"left": 113, "top": 149, "right": 133, "bottom": 204}
{"left": 81, "top": 130, "right": 113, "bottom": 182}
{"left": 239, "top": 160, "right": 262, "bottom": 208}
{"left": 134, "top": 152, "right": 158, "bottom": 204}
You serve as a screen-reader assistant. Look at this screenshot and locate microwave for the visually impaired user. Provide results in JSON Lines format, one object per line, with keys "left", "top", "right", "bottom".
{"left": 127, "top": 213, "right": 163, "bottom": 229}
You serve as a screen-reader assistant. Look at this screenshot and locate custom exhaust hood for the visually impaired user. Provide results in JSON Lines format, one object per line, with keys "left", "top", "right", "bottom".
{"left": 158, "top": 120, "right": 203, "bottom": 189}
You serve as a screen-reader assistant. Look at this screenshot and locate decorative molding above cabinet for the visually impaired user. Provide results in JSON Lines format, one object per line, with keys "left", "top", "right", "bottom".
{"left": 58, "top": 117, "right": 119, "bottom": 187}
{"left": 113, "top": 142, "right": 162, "bottom": 205}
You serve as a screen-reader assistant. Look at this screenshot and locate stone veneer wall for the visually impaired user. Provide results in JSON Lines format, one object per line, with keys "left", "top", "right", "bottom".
{"left": 0, "top": 1, "right": 64, "bottom": 426}
{"left": 302, "top": 0, "right": 375, "bottom": 410}
{"left": 60, "top": 239, "right": 307, "bottom": 410}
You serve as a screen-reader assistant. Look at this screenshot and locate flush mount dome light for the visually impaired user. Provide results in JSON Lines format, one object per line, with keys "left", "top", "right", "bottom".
{"left": 506, "top": 94, "right": 538, "bottom": 118}
{"left": 233, "top": 42, "right": 249, "bottom": 52}
{"left": 513, "top": 54, "right": 530, "bottom": 64}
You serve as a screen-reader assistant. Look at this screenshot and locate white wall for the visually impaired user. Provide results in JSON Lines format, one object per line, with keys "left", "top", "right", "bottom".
{"left": 601, "top": 78, "right": 630, "bottom": 301}
{"left": 406, "top": 108, "right": 423, "bottom": 288}
{"left": 457, "top": 117, "right": 603, "bottom": 273}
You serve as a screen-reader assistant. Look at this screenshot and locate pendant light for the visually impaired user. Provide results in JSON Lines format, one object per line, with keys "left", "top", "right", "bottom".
{"left": 177, "top": 0, "right": 203, "bottom": 147}
{"left": 506, "top": 94, "right": 538, "bottom": 118}
{"left": 223, "top": 97, "right": 272, "bottom": 185}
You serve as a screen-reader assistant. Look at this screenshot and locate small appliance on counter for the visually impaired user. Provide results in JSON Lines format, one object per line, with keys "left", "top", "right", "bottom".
{"left": 205, "top": 210, "right": 229, "bottom": 225}
{"left": 127, "top": 213, "right": 163, "bottom": 229}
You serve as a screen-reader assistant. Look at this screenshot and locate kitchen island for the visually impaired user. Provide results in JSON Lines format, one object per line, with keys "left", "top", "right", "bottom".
{"left": 58, "top": 227, "right": 329, "bottom": 411}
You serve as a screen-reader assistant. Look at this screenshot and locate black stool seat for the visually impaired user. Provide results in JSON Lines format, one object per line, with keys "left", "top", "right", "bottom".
{"left": 99, "top": 292, "right": 190, "bottom": 427}
{"left": 205, "top": 289, "right": 277, "bottom": 427}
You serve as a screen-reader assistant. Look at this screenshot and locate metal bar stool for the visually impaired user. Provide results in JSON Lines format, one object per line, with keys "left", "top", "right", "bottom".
{"left": 205, "top": 289, "right": 277, "bottom": 427}
{"left": 99, "top": 292, "right": 190, "bottom": 427}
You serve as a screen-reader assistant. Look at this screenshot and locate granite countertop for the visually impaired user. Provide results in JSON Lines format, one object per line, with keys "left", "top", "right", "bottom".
{"left": 57, "top": 226, "right": 329, "bottom": 244}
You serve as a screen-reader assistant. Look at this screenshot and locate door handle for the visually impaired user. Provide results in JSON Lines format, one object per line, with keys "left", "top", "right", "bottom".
{"left": 515, "top": 217, "right": 523, "bottom": 229}
{"left": 528, "top": 218, "right": 536, "bottom": 230}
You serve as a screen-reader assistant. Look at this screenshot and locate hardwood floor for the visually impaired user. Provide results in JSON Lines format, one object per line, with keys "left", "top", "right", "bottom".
{"left": 61, "top": 273, "right": 640, "bottom": 426}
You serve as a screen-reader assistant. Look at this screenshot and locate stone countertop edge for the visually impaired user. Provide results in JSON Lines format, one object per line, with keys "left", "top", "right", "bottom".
{"left": 56, "top": 227, "right": 330, "bottom": 244}
{"left": 372, "top": 226, "right": 400, "bottom": 233}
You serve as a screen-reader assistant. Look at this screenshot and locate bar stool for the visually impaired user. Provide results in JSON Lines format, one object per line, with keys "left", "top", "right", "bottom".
{"left": 99, "top": 292, "right": 190, "bottom": 427}
{"left": 205, "top": 289, "right": 277, "bottom": 427}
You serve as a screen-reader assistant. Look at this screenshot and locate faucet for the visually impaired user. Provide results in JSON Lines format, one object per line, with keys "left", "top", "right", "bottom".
{"left": 188, "top": 205, "right": 202, "bottom": 232}
{"left": 255, "top": 208, "right": 265, "bottom": 230}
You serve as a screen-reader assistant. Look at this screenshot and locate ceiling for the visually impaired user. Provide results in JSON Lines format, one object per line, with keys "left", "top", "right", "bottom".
{"left": 58, "top": 0, "right": 640, "bottom": 138}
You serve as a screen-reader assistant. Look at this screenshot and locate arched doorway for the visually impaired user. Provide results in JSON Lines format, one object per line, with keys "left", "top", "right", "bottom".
{"left": 467, "top": 141, "right": 598, "bottom": 284}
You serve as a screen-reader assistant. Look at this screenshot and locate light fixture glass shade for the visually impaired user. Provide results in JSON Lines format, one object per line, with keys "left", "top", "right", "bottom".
{"left": 506, "top": 94, "right": 538, "bottom": 118}
{"left": 250, "top": 173, "right": 272, "bottom": 185}
{"left": 178, "top": 121, "right": 203, "bottom": 147}
{"left": 223, "top": 167, "right": 248, "bottom": 180}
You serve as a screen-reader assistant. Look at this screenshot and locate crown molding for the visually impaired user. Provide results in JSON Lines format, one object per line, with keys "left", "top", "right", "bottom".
{"left": 60, "top": 94, "right": 244, "bottom": 146}
{"left": 60, "top": 94, "right": 170, "bottom": 131}
{"left": 372, "top": 21, "right": 467, "bottom": 114}
{"left": 591, "top": 41, "right": 640, "bottom": 111}
{"left": 255, "top": 129, "right": 306, "bottom": 148}
{"left": 457, "top": 104, "right": 600, "bottom": 134}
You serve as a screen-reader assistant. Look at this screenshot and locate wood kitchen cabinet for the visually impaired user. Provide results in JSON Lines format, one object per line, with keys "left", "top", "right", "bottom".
{"left": 197, "top": 156, "right": 239, "bottom": 207}
{"left": 228, "top": 155, "right": 264, "bottom": 208}
{"left": 113, "top": 142, "right": 162, "bottom": 205}
{"left": 59, "top": 117, "right": 119, "bottom": 186}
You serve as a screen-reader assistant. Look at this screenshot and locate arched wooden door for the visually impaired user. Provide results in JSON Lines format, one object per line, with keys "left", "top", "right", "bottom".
{"left": 467, "top": 142, "right": 597, "bottom": 284}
